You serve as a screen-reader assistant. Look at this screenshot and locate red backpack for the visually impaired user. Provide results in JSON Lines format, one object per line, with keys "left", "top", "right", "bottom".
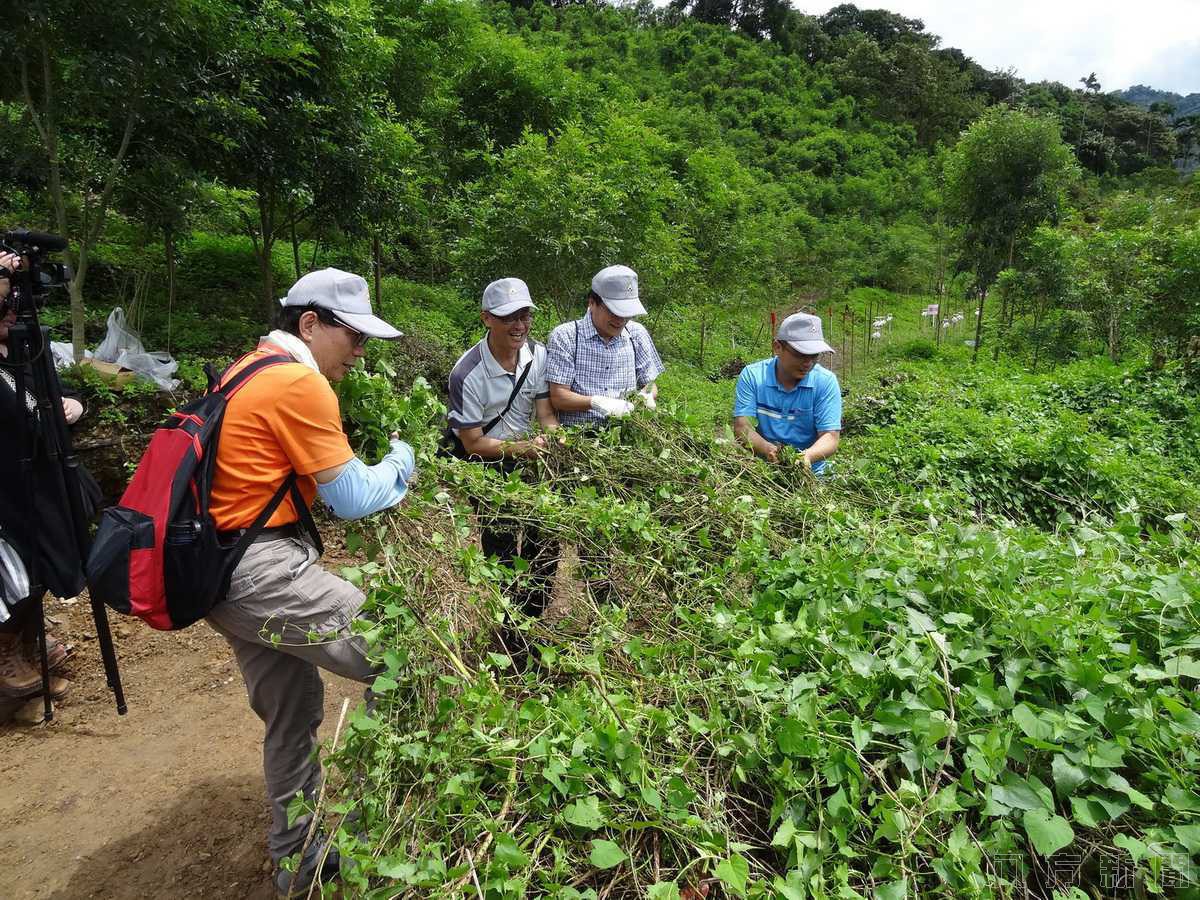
{"left": 86, "top": 353, "right": 323, "bottom": 630}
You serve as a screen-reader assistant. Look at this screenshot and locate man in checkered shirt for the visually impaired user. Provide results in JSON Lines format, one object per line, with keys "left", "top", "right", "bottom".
{"left": 545, "top": 264, "right": 665, "bottom": 427}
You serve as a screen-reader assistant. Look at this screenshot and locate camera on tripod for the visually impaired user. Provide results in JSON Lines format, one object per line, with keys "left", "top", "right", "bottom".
{"left": 0, "top": 229, "right": 72, "bottom": 313}
{"left": 0, "top": 226, "right": 125, "bottom": 718}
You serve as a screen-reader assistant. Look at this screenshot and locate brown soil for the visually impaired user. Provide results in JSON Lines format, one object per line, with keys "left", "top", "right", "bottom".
{"left": 0, "top": 572, "right": 365, "bottom": 899}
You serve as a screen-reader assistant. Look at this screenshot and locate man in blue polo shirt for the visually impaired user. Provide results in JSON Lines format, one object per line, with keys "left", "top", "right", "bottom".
{"left": 733, "top": 312, "right": 842, "bottom": 474}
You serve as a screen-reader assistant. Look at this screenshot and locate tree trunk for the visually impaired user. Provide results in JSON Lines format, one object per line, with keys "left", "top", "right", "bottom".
{"left": 372, "top": 232, "right": 383, "bottom": 309}
{"left": 1030, "top": 297, "right": 1045, "bottom": 372}
{"left": 971, "top": 289, "right": 986, "bottom": 364}
{"left": 256, "top": 182, "right": 277, "bottom": 323}
{"left": 991, "top": 234, "right": 1018, "bottom": 362}
{"left": 933, "top": 221, "right": 946, "bottom": 298}
{"left": 23, "top": 45, "right": 76, "bottom": 357}
{"left": 164, "top": 226, "right": 176, "bottom": 354}
{"left": 258, "top": 242, "right": 275, "bottom": 323}
{"left": 290, "top": 211, "right": 301, "bottom": 280}
{"left": 22, "top": 42, "right": 136, "bottom": 360}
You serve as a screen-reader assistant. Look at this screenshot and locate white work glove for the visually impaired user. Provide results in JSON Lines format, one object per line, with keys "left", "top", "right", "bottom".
{"left": 636, "top": 387, "right": 657, "bottom": 411}
{"left": 387, "top": 437, "right": 416, "bottom": 484}
{"left": 589, "top": 395, "right": 635, "bottom": 418}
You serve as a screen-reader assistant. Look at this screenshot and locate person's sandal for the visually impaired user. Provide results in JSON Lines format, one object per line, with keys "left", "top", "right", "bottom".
{"left": 22, "top": 634, "right": 72, "bottom": 672}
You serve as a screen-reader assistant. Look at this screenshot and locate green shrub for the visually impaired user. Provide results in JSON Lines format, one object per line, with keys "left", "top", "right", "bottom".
{"left": 884, "top": 337, "right": 938, "bottom": 361}
{"left": 370, "top": 279, "right": 479, "bottom": 395}
{"left": 843, "top": 357, "right": 1199, "bottom": 526}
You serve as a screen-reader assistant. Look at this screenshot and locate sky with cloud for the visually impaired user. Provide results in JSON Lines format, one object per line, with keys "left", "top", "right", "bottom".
{"left": 792, "top": 1, "right": 1200, "bottom": 96}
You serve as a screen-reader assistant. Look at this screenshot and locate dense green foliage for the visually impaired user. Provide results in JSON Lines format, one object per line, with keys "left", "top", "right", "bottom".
{"left": 3, "top": 3, "right": 1199, "bottom": 896}
{"left": 2, "top": 0, "right": 1194, "bottom": 369}
{"left": 314, "top": 349, "right": 1200, "bottom": 898}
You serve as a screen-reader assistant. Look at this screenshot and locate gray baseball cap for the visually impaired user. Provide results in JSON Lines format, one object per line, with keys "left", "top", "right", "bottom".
{"left": 591, "top": 264, "right": 647, "bottom": 318}
{"left": 482, "top": 277, "right": 536, "bottom": 316}
{"left": 777, "top": 312, "right": 834, "bottom": 355}
{"left": 280, "top": 268, "right": 402, "bottom": 339}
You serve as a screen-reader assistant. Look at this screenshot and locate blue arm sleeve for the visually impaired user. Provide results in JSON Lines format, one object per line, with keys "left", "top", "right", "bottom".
{"left": 316, "top": 441, "right": 414, "bottom": 520}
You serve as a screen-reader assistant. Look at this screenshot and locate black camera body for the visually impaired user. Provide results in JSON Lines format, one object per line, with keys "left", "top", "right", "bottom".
{"left": 1, "top": 229, "right": 72, "bottom": 313}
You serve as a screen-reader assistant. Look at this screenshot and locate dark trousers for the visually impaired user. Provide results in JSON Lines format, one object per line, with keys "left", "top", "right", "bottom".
{"left": 480, "top": 517, "right": 555, "bottom": 617}
{"left": 0, "top": 590, "right": 42, "bottom": 636}
{"left": 478, "top": 514, "right": 557, "bottom": 659}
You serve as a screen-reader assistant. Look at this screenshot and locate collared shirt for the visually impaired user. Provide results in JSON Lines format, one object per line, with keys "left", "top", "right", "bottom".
{"left": 447, "top": 337, "right": 549, "bottom": 440}
{"left": 545, "top": 311, "right": 665, "bottom": 426}
{"left": 211, "top": 348, "right": 354, "bottom": 530}
{"left": 733, "top": 358, "right": 842, "bottom": 474}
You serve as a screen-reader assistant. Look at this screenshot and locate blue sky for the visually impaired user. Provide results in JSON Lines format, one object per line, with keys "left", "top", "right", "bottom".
{"left": 792, "top": 1, "right": 1200, "bottom": 95}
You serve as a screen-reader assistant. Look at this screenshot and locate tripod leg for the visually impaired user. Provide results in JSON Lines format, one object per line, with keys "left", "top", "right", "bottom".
{"left": 34, "top": 594, "right": 52, "bottom": 723}
{"left": 90, "top": 597, "right": 127, "bottom": 715}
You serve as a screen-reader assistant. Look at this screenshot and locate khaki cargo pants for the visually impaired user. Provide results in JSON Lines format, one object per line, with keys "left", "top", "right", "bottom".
{"left": 207, "top": 535, "right": 379, "bottom": 863}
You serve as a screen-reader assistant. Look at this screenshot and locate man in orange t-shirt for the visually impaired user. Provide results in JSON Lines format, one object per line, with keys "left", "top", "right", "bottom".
{"left": 205, "top": 268, "right": 414, "bottom": 896}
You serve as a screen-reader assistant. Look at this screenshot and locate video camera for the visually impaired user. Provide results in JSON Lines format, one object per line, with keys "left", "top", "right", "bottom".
{"left": 0, "top": 229, "right": 72, "bottom": 314}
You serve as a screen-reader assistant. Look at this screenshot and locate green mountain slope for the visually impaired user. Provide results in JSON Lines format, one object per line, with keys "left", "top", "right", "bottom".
{"left": 1117, "top": 83, "right": 1200, "bottom": 119}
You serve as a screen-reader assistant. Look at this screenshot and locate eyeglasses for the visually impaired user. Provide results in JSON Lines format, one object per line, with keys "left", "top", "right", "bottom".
{"left": 331, "top": 320, "right": 369, "bottom": 348}
{"left": 780, "top": 342, "right": 819, "bottom": 362}
{"left": 493, "top": 310, "right": 533, "bottom": 324}
{"left": 311, "top": 309, "right": 368, "bottom": 348}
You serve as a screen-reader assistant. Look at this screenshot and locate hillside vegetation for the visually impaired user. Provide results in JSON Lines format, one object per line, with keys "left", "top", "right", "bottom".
{"left": 3, "top": 1, "right": 1199, "bottom": 897}
{"left": 2, "top": 0, "right": 1194, "bottom": 364}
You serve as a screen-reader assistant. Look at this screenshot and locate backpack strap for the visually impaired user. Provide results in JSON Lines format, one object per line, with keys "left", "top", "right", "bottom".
{"left": 214, "top": 353, "right": 326, "bottom": 560}
{"left": 289, "top": 478, "right": 325, "bottom": 556}
{"left": 215, "top": 353, "right": 296, "bottom": 398}
{"left": 226, "top": 472, "right": 325, "bottom": 568}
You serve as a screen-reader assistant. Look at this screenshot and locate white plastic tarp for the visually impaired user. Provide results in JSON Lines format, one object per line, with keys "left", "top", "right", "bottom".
{"left": 88, "top": 307, "right": 179, "bottom": 390}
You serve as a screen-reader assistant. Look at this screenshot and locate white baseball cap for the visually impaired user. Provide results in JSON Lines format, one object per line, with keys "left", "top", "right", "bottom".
{"left": 482, "top": 277, "right": 536, "bottom": 316}
{"left": 777, "top": 312, "right": 834, "bottom": 355}
{"left": 280, "top": 268, "right": 402, "bottom": 339}
{"left": 591, "top": 264, "right": 647, "bottom": 318}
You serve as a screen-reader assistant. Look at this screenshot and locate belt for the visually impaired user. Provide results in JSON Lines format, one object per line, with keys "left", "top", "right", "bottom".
{"left": 219, "top": 523, "right": 303, "bottom": 545}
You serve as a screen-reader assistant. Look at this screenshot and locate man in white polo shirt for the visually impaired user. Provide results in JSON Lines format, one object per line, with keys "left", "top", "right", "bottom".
{"left": 446, "top": 278, "right": 558, "bottom": 660}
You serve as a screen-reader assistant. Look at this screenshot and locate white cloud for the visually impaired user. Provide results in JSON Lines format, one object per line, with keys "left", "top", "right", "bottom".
{"left": 792, "top": 1, "right": 1200, "bottom": 95}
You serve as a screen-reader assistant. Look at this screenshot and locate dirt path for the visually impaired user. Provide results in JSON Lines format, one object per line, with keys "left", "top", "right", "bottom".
{"left": 0, "top": 593, "right": 364, "bottom": 899}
